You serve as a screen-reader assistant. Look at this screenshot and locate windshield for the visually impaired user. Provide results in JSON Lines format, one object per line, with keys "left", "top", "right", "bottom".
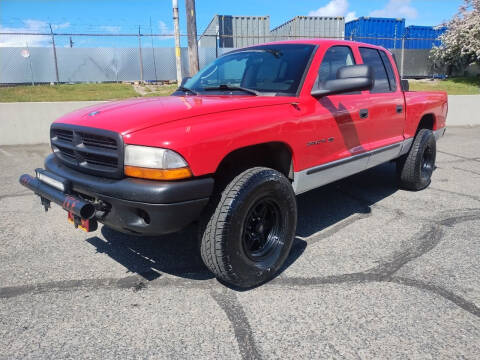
{"left": 182, "top": 44, "right": 315, "bottom": 96}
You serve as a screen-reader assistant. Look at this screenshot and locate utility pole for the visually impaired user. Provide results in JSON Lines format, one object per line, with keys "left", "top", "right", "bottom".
{"left": 185, "top": 0, "right": 199, "bottom": 76}
{"left": 49, "top": 23, "right": 60, "bottom": 84}
{"left": 172, "top": 0, "right": 182, "bottom": 83}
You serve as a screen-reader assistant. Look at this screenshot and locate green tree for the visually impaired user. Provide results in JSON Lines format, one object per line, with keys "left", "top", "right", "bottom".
{"left": 431, "top": 0, "right": 480, "bottom": 73}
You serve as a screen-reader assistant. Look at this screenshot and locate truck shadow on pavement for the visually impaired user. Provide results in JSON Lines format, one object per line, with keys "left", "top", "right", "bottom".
{"left": 86, "top": 162, "right": 399, "bottom": 285}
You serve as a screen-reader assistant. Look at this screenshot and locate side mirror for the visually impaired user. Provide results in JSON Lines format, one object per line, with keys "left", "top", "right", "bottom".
{"left": 180, "top": 77, "right": 191, "bottom": 87}
{"left": 311, "top": 64, "right": 374, "bottom": 97}
{"left": 401, "top": 79, "right": 409, "bottom": 91}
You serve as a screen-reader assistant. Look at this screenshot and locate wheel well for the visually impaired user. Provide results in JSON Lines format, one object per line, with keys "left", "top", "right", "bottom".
{"left": 416, "top": 114, "right": 435, "bottom": 133}
{"left": 215, "top": 142, "right": 293, "bottom": 185}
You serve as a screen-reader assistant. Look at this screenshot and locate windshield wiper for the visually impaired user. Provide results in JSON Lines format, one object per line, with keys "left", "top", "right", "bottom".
{"left": 203, "top": 84, "right": 260, "bottom": 96}
{"left": 176, "top": 86, "right": 198, "bottom": 95}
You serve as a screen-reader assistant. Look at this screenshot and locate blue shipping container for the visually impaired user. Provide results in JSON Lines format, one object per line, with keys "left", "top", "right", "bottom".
{"left": 405, "top": 25, "right": 447, "bottom": 49}
{"left": 345, "top": 17, "right": 405, "bottom": 49}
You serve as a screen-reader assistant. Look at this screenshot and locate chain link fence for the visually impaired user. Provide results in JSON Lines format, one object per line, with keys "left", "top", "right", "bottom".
{"left": 0, "top": 32, "right": 443, "bottom": 84}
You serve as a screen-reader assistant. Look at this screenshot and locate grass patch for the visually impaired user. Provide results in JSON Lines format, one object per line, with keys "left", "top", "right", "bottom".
{"left": 2, "top": 78, "right": 479, "bottom": 101}
{"left": 142, "top": 84, "right": 178, "bottom": 97}
{"left": 409, "top": 77, "right": 480, "bottom": 95}
{"left": 0, "top": 82, "right": 177, "bottom": 102}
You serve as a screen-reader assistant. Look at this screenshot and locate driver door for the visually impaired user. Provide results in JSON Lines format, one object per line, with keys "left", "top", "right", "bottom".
{"left": 309, "top": 45, "right": 373, "bottom": 166}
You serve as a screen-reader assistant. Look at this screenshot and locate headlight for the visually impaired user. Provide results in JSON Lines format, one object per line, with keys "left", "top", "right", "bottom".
{"left": 124, "top": 145, "right": 192, "bottom": 180}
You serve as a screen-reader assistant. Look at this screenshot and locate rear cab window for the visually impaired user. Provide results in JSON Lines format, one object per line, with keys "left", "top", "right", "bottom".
{"left": 359, "top": 47, "right": 397, "bottom": 93}
{"left": 379, "top": 51, "right": 397, "bottom": 91}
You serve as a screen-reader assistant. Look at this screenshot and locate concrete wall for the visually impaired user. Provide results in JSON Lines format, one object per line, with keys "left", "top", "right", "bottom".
{"left": 0, "top": 96, "right": 479, "bottom": 145}
{"left": 0, "top": 101, "right": 106, "bottom": 145}
{"left": 446, "top": 95, "right": 480, "bottom": 126}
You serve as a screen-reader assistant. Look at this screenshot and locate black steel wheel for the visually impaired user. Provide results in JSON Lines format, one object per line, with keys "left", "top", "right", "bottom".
{"left": 420, "top": 144, "right": 435, "bottom": 182}
{"left": 242, "top": 197, "right": 283, "bottom": 261}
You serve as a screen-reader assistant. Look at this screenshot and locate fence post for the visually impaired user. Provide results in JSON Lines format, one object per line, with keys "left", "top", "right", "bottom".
{"left": 49, "top": 24, "right": 60, "bottom": 84}
{"left": 138, "top": 26, "right": 144, "bottom": 83}
{"left": 400, "top": 37, "right": 405, "bottom": 79}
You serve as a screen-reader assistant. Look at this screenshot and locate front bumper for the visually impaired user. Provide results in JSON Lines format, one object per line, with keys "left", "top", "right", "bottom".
{"left": 23, "top": 154, "right": 214, "bottom": 236}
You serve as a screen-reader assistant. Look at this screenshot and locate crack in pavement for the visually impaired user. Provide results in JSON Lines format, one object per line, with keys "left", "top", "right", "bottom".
{"left": 268, "top": 274, "right": 480, "bottom": 319}
{"left": 0, "top": 192, "right": 32, "bottom": 201}
{"left": 211, "top": 290, "right": 262, "bottom": 360}
{"left": 429, "top": 187, "right": 480, "bottom": 202}
{"left": 391, "top": 277, "right": 480, "bottom": 318}
{"left": 297, "top": 211, "right": 371, "bottom": 244}
{"left": 272, "top": 210, "right": 480, "bottom": 318}
{"left": 1, "top": 211, "right": 479, "bottom": 323}
{"left": 452, "top": 166, "right": 480, "bottom": 176}
{"left": 336, "top": 187, "right": 436, "bottom": 224}
{"left": 0, "top": 269, "right": 217, "bottom": 299}
{"left": 366, "top": 225, "right": 444, "bottom": 278}
{"left": 437, "top": 150, "right": 480, "bottom": 163}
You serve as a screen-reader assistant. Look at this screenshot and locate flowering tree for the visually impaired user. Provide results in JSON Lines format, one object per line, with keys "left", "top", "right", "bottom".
{"left": 431, "top": 0, "right": 480, "bottom": 72}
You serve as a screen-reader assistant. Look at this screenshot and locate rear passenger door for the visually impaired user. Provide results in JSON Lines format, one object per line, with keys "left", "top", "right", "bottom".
{"left": 358, "top": 47, "right": 405, "bottom": 150}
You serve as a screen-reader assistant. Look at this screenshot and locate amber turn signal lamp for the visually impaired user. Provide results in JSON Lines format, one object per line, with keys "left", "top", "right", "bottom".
{"left": 124, "top": 166, "right": 192, "bottom": 180}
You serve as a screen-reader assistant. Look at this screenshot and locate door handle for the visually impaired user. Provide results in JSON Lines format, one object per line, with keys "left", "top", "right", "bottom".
{"left": 359, "top": 109, "right": 369, "bottom": 119}
{"left": 396, "top": 105, "right": 403, "bottom": 113}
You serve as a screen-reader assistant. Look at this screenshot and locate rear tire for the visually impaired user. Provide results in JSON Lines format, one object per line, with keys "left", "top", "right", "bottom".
{"left": 199, "top": 167, "right": 297, "bottom": 288}
{"left": 397, "top": 129, "right": 436, "bottom": 191}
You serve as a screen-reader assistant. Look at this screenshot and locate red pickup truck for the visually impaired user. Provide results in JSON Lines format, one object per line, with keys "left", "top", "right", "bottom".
{"left": 20, "top": 40, "right": 447, "bottom": 287}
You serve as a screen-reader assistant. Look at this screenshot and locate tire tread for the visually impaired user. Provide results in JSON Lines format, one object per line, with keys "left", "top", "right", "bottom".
{"left": 200, "top": 167, "right": 294, "bottom": 286}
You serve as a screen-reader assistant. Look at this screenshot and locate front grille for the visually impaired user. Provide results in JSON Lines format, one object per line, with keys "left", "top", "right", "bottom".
{"left": 50, "top": 124, "right": 124, "bottom": 179}
{"left": 78, "top": 132, "right": 118, "bottom": 150}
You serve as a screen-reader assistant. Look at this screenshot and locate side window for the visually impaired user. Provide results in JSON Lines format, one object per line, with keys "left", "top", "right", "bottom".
{"left": 379, "top": 51, "right": 397, "bottom": 91}
{"left": 359, "top": 47, "right": 391, "bottom": 93}
{"left": 314, "top": 46, "right": 355, "bottom": 88}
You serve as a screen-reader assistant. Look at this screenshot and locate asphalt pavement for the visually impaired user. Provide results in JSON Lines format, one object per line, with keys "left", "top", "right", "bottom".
{"left": 1, "top": 126, "right": 479, "bottom": 359}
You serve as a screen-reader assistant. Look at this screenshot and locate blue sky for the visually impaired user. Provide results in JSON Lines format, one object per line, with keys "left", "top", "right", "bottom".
{"left": 0, "top": 0, "right": 462, "bottom": 47}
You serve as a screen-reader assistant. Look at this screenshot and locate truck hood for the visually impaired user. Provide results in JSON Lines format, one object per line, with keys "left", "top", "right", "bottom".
{"left": 55, "top": 95, "right": 293, "bottom": 135}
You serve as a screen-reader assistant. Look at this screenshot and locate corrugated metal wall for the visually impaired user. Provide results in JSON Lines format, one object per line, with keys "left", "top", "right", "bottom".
{"left": 345, "top": 17, "right": 405, "bottom": 48}
{"left": 198, "top": 15, "right": 270, "bottom": 48}
{"left": 404, "top": 26, "right": 446, "bottom": 49}
{"left": 270, "top": 16, "right": 344, "bottom": 40}
{"left": 199, "top": 15, "right": 446, "bottom": 50}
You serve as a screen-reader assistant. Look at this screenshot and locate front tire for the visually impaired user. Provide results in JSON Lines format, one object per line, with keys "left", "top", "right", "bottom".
{"left": 200, "top": 167, "right": 297, "bottom": 288}
{"left": 397, "top": 128, "right": 436, "bottom": 190}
